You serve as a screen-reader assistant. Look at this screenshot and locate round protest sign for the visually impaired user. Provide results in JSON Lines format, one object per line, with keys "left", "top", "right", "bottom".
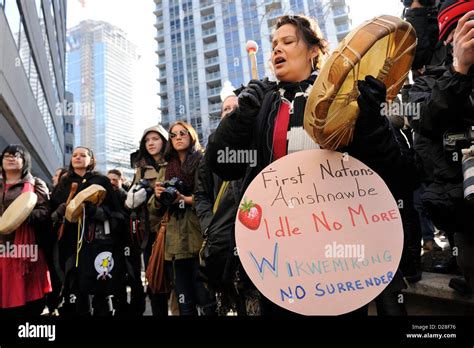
{"left": 235, "top": 149, "right": 404, "bottom": 315}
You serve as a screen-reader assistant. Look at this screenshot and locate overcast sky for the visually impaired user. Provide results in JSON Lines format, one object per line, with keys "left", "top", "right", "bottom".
{"left": 347, "top": 0, "right": 405, "bottom": 27}
{"left": 67, "top": 0, "right": 158, "bottom": 143}
{"left": 66, "top": 0, "right": 406, "bottom": 142}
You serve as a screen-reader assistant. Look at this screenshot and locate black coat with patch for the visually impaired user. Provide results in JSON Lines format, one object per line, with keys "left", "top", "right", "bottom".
{"left": 50, "top": 171, "right": 125, "bottom": 296}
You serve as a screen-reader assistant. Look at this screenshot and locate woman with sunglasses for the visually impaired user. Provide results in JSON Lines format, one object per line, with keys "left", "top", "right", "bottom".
{"left": 125, "top": 125, "right": 170, "bottom": 316}
{"left": 50, "top": 146, "right": 124, "bottom": 317}
{"left": 148, "top": 121, "right": 216, "bottom": 315}
{"left": 0, "top": 145, "right": 51, "bottom": 318}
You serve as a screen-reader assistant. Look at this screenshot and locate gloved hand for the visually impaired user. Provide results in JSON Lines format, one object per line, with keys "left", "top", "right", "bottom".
{"left": 84, "top": 202, "right": 108, "bottom": 222}
{"left": 51, "top": 202, "right": 67, "bottom": 223}
{"left": 238, "top": 78, "right": 270, "bottom": 118}
{"left": 355, "top": 75, "right": 387, "bottom": 134}
{"left": 125, "top": 185, "right": 147, "bottom": 209}
{"left": 94, "top": 206, "right": 107, "bottom": 222}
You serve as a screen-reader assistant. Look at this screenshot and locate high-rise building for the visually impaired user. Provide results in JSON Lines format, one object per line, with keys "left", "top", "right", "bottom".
{"left": 63, "top": 91, "right": 75, "bottom": 165}
{"left": 1, "top": 0, "right": 67, "bottom": 179}
{"left": 322, "top": 0, "right": 351, "bottom": 45}
{"left": 67, "top": 20, "right": 138, "bottom": 178}
{"left": 154, "top": 0, "right": 351, "bottom": 143}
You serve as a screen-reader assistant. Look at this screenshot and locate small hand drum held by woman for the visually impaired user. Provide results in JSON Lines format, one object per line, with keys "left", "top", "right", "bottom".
{"left": 65, "top": 184, "right": 107, "bottom": 223}
{"left": 0, "top": 192, "right": 37, "bottom": 235}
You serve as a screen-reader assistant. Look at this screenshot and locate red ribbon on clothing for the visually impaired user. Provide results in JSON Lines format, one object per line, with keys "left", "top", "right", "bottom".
{"left": 272, "top": 100, "right": 291, "bottom": 160}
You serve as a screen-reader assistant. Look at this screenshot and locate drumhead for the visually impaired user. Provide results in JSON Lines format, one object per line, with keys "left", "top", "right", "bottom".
{"left": 0, "top": 192, "right": 37, "bottom": 235}
{"left": 304, "top": 15, "right": 416, "bottom": 150}
{"left": 66, "top": 184, "right": 107, "bottom": 223}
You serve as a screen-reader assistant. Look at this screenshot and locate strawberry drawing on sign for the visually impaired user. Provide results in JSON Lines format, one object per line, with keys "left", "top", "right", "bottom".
{"left": 238, "top": 198, "right": 262, "bottom": 230}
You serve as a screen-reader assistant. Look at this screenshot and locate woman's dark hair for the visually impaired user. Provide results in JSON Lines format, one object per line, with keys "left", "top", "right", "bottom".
{"left": 137, "top": 131, "right": 167, "bottom": 167}
{"left": 67, "top": 146, "right": 96, "bottom": 175}
{"left": 54, "top": 167, "right": 68, "bottom": 186}
{"left": 164, "top": 121, "right": 202, "bottom": 175}
{"left": 275, "top": 15, "right": 329, "bottom": 71}
{"left": 49, "top": 167, "right": 68, "bottom": 193}
{"left": 1, "top": 144, "right": 31, "bottom": 179}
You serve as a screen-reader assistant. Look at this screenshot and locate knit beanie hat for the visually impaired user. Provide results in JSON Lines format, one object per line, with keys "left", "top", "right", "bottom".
{"left": 438, "top": 0, "right": 474, "bottom": 42}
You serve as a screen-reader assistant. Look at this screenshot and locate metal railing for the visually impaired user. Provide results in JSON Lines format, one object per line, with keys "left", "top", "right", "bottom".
{"left": 205, "top": 56, "right": 219, "bottom": 66}
{"left": 206, "top": 71, "right": 220, "bottom": 80}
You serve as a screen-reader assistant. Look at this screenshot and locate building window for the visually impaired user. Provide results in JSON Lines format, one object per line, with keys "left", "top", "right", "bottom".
{"left": 64, "top": 122, "right": 73, "bottom": 133}
{"left": 12, "top": 12, "right": 63, "bottom": 164}
{"left": 36, "top": 1, "right": 61, "bottom": 105}
{"left": 65, "top": 144, "right": 73, "bottom": 154}
{"left": 4, "top": 0, "right": 21, "bottom": 48}
{"left": 34, "top": 0, "right": 41, "bottom": 16}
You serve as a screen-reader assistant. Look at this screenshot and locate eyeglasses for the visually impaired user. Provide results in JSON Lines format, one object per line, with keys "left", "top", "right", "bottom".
{"left": 169, "top": 129, "right": 190, "bottom": 138}
{"left": 2, "top": 153, "right": 21, "bottom": 160}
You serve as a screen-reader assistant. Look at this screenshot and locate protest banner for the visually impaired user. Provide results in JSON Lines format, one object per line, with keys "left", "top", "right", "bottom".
{"left": 235, "top": 149, "right": 404, "bottom": 315}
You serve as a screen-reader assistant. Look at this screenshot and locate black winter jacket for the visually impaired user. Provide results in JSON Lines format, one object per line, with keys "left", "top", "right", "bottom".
{"left": 403, "top": 6, "right": 439, "bottom": 70}
{"left": 194, "top": 133, "right": 223, "bottom": 234}
{"left": 50, "top": 171, "right": 125, "bottom": 294}
{"left": 409, "top": 64, "right": 474, "bottom": 233}
{"left": 195, "top": 132, "right": 244, "bottom": 285}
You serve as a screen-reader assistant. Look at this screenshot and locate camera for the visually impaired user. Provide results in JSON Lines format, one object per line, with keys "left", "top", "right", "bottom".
{"left": 159, "top": 177, "right": 186, "bottom": 206}
{"left": 443, "top": 127, "right": 474, "bottom": 159}
{"left": 443, "top": 126, "right": 474, "bottom": 204}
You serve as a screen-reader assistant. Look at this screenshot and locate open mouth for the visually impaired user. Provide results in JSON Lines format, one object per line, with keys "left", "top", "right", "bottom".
{"left": 274, "top": 56, "right": 286, "bottom": 67}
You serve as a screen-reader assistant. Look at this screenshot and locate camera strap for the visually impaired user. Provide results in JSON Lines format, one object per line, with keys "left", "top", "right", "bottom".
{"left": 141, "top": 206, "right": 150, "bottom": 250}
{"left": 128, "top": 208, "right": 147, "bottom": 251}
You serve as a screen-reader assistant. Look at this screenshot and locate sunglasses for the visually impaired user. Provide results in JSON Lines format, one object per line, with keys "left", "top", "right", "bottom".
{"left": 169, "top": 129, "right": 190, "bottom": 138}
{"left": 2, "top": 153, "right": 22, "bottom": 160}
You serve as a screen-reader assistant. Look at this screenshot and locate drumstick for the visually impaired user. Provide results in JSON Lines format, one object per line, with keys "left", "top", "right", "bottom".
{"left": 58, "top": 182, "right": 78, "bottom": 240}
{"left": 246, "top": 40, "right": 259, "bottom": 80}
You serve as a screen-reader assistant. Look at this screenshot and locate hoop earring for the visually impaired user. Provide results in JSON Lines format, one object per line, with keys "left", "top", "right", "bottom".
{"left": 311, "top": 59, "right": 315, "bottom": 71}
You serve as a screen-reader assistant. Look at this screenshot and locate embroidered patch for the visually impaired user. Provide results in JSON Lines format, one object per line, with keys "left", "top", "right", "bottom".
{"left": 94, "top": 251, "right": 114, "bottom": 280}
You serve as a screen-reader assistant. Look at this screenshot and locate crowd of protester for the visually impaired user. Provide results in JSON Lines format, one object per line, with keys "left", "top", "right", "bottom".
{"left": 0, "top": 0, "right": 473, "bottom": 317}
